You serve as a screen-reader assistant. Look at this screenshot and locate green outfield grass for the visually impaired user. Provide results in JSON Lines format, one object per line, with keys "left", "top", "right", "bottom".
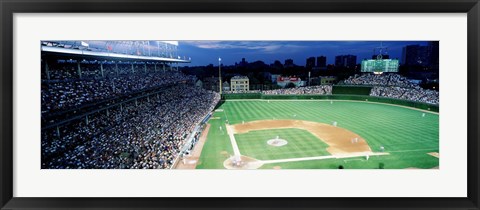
{"left": 196, "top": 100, "right": 439, "bottom": 169}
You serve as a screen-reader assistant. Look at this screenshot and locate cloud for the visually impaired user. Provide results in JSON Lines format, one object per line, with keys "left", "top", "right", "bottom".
{"left": 182, "top": 41, "right": 306, "bottom": 53}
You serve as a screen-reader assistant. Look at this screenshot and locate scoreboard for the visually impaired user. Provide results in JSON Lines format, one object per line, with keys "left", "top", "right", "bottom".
{"left": 361, "top": 58, "right": 399, "bottom": 73}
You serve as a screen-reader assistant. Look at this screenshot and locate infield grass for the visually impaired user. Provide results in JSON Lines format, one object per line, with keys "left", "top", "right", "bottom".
{"left": 235, "top": 128, "right": 330, "bottom": 160}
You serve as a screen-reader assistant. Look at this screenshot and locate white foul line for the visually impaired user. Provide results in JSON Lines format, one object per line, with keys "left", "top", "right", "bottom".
{"left": 260, "top": 152, "right": 389, "bottom": 164}
{"left": 226, "top": 125, "right": 241, "bottom": 157}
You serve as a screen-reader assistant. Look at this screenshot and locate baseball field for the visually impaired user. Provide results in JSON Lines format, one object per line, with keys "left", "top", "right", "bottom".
{"left": 187, "top": 99, "right": 439, "bottom": 169}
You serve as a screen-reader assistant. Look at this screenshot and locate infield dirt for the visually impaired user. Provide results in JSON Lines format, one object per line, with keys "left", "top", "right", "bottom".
{"left": 231, "top": 120, "right": 372, "bottom": 156}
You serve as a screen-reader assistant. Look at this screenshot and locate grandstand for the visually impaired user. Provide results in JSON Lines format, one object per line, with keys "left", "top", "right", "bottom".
{"left": 41, "top": 41, "right": 220, "bottom": 169}
{"left": 339, "top": 73, "right": 439, "bottom": 105}
{"left": 223, "top": 73, "right": 438, "bottom": 106}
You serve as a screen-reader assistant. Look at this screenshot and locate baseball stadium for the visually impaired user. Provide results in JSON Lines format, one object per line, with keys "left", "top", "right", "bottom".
{"left": 41, "top": 40, "right": 439, "bottom": 169}
{"left": 185, "top": 93, "right": 439, "bottom": 170}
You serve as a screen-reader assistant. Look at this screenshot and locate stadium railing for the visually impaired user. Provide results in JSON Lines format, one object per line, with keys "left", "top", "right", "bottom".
{"left": 170, "top": 112, "right": 212, "bottom": 169}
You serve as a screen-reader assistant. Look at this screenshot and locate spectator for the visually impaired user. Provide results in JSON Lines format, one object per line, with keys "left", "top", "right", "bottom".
{"left": 42, "top": 66, "right": 220, "bottom": 169}
{"left": 340, "top": 73, "right": 438, "bottom": 105}
{"left": 262, "top": 85, "right": 332, "bottom": 95}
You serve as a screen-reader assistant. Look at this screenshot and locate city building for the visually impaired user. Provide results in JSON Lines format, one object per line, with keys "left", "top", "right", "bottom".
{"left": 317, "top": 56, "right": 327, "bottom": 68}
{"left": 401, "top": 44, "right": 429, "bottom": 66}
{"left": 401, "top": 42, "right": 439, "bottom": 74}
{"left": 271, "top": 60, "right": 283, "bottom": 69}
{"left": 427, "top": 41, "right": 439, "bottom": 71}
{"left": 306, "top": 57, "right": 316, "bottom": 69}
{"left": 237, "top": 58, "right": 248, "bottom": 67}
{"left": 335, "top": 55, "right": 357, "bottom": 68}
{"left": 230, "top": 76, "right": 249, "bottom": 92}
{"left": 276, "top": 76, "right": 303, "bottom": 87}
{"left": 284, "top": 59, "right": 294, "bottom": 68}
{"left": 203, "top": 76, "right": 220, "bottom": 92}
{"left": 222, "top": 81, "right": 230, "bottom": 92}
{"left": 271, "top": 74, "right": 281, "bottom": 83}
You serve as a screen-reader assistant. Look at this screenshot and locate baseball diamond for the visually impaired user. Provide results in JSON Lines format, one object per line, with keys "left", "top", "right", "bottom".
{"left": 194, "top": 99, "right": 439, "bottom": 169}
{"left": 40, "top": 40, "right": 440, "bottom": 170}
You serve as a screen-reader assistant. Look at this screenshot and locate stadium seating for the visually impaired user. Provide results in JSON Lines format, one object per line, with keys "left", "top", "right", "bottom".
{"left": 41, "top": 61, "right": 220, "bottom": 169}
{"left": 341, "top": 74, "right": 439, "bottom": 105}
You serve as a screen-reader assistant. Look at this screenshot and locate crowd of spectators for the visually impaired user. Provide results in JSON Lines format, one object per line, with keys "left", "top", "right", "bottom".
{"left": 341, "top": 73, "right": 439, "bottom": 105}
{"left": 47, "top": 65, "right": 78, "bottom": 80}
{"left": 43, "top": 62, "right": 171, "bottom": 80}
{"left": 42, "top": 84, "right": 220, "bottom": 169}
{"left": 221, "top": 73, "right": 438, "bottom": 105}
{"left": 223, "top": 90, "right": 261, "bottom": 94}
{"left": 42, "top": 59, "right": 220, "bottom": 169}
{"left": 41, "top": 71, "right": 196, "bottom": 115}
{"left": 262, "top": 85, "right": 332, "bottom": 95}
{"left": 370, "top": 86, "right": 439, "bottom": 104}
{"left": 340, "top": 73, "right": 418, "bottom": 88}
{"left": 222, "top": 86, "right": 332, "bottom": 95}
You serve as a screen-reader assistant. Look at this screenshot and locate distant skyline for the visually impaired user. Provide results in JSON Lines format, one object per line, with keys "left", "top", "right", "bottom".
{"left": 178, "top": 41, "right": 431, "bottom": 66}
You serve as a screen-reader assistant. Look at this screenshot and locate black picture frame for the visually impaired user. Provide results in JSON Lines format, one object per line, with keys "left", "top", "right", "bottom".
{"left": 1, "top": 0, "right": 479, "bottom": 209}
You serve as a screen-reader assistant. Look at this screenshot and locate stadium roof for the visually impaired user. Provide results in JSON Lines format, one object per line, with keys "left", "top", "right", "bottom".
{"left": 158, "top": 41, "right": 178, "bottom": 46}
{"left": 42, "top": 46, "right": 191, "bottom": 63}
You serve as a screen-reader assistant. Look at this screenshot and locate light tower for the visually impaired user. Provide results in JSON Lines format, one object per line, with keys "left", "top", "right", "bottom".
{"left": 218, "top": 57, "right": 222, "bottom": 94}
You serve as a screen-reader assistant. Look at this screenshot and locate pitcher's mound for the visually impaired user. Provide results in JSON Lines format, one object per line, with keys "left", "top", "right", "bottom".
{"left": 267, "top": 139, "right": 288, "bottom": 147}
{"left": 223, "top": 155, "right": 263, "bottom": 169}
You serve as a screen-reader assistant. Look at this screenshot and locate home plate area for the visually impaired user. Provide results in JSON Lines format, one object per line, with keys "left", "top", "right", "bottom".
{"left": 222, "top": 120, "right": 389, "bottom": 169}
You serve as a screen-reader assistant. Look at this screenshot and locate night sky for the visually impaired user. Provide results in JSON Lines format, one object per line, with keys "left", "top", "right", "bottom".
{"left": 177, "top": 41, "right": 430, "bottom": 66}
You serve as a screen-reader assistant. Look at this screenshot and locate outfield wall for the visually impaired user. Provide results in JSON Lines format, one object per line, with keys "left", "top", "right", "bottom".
{"left": 332, "top": 85, "right": 372, "bottom": 95}
{"left": 221, "top": 93, "right": 439, "bottom": 112}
